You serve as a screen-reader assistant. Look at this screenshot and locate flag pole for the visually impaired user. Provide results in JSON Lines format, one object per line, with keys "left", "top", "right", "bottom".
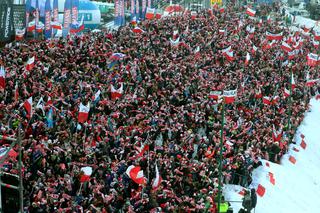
{"left": 217, "top": 98, "right": 225, "bottom": 213}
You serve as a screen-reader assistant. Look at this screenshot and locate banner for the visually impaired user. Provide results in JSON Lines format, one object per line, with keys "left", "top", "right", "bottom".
{"left": 71, "top": 0, "right": 79, "bottom": 25}
{"left": 44, "top": 0, "right": 51, "bottom": 39}
{"left": 147, "top": 0, "right": 152, "bottom": 8}
{"left": 25, "top": 0, "right": 30, "bottom": 30}
{"left": 131, "top": 0, "right": 135, "bottom": 20}
{"left": 142, "top": 0, "right": 146, "bottom": 19}
{"left": 35, "top": 0, "right": 39, "bottom": 34}
{"left": 114, "top": 0, "right": 119, "bottom": 26}
{"left": 63, "top": 0, "right": 72, "bottom": 37}
{"left": 120, "top": 0, "right": 125, "bottom": 26}
{"left": 135, "top": 0, "right": 140, "bottom": 20}
{"left": 0, "top": 0, "right": 15, "bottom": 43}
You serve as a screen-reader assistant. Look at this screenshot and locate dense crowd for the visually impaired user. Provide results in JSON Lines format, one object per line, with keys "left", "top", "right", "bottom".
{"left": 0, "top": 2, "right": 319, "bottom": 213}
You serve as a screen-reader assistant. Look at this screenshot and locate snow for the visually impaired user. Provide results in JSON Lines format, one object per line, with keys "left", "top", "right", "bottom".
{"left": 224, "top": 98, "right": 320, "bottom": 213}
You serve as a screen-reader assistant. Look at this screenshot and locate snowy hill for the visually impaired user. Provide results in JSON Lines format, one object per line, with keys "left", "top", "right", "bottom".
{"left": 224, "top": 98, "right": 320, "bottom": 213}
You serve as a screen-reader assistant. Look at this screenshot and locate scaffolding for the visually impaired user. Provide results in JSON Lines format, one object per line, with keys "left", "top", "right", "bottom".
{"left": 0, "top": 126, "right": 23, "bottom": 213}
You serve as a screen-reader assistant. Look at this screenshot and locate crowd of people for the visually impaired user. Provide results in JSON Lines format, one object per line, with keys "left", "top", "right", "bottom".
{"left": 0, "top": 2, "right": 319, "bottom": 212}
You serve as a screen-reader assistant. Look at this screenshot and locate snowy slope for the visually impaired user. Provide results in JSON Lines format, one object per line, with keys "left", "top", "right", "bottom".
{"left": 224, "top": 98, "right": 320, "bottom": 213}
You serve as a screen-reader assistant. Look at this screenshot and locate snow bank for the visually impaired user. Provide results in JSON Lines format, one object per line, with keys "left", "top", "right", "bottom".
{"left": 224, "top": 98, "right": 320, "bottom": 213}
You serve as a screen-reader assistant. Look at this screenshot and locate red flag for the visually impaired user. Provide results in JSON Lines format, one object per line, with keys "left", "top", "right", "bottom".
{"left": 134, "top": 142, "right": 149, "bottom": 159}
{"left": 284, "top": 87, "right": 290, "bottom": 98}
{"left": 272, "top": 125, "right": 282, "bottom": 142}
{"left": 219, "top": 7, "right": 225, "bottom": 13}
{"left": 152, "top": 164, "right": 162, "bottom": 190}
{"left": 26, "top": 56, "right": 35, "bottom": 71}
{"left": 312, "top": 39, "right": 319, "bottom": 48}
{"left": 300, "top": 140, "right": 306, "bottom": 149}
{"left": 223, "top": 89, "right": 237, "bottom": 104}
{"left": 291, "top": 73, "right": 296, "bottom": 90}
{"left": 288, "top": 50, "right": 296, "bottom": 60}
{"left": 263, "top": 96, "right": 271, "bottom": 105}
{"left": 78, "top": 102, "right": 90, "bottom": 123}
{"left": 23, "top": 97, "right": 33, "bottom": 118}
{"left": 306, "top": 79, "right": 319, "bottom": 87}
{"left": 15, "top": 29, "right": 25, "bottom": 41}
{"left": 126, "top": 165, "right": 147, "bottom": 185}
{"left": 111, "top": 83, "right": 123, "bottom": 100}
{"left": 256, "top": 184, "right": 266, "bottom": 197}
{"left": 51, "top": 21, "right": 62, "bottom": 30}
{"left": 27, "top": 22, "right": 35, "bottom": 32}
{"left": 252, "top": 45, "right": 258, "bottom": 54}
{"left": 255, "top": 88, "right": 262, "bottom": 99}
{"left": 0, "top": 66, "right": 5, "bottom": 89}
{"left": 246, "top": 7, "right": 256, "bottom": 17}
{"left": 289, "top": 156, "right": 296, "bottom": 164}
{"left": 132, "top": 26, "right": 144, "bottom": 34}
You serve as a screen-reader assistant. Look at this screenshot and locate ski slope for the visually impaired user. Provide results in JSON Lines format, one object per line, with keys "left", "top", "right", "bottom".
{"left": 224, "top": 98, "right": 320, "bottom": 213}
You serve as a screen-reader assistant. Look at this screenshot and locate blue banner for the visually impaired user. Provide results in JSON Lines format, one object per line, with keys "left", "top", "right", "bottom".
{"left": 135, "top": 0, "right": 140, "bottom": 21}
{"left": 25, "top": 0, "right": 31, "bottom": 29}
{"left": 63, "top": 0, "right": 72, "bottom": 37}
{"left": 35, "top": 0, "right": 39, "bottom": 36}
{"left": 71, "top": 0, "right": 79, "bottom": 25}
{"left": 52, "top": 0, "right": 58, "bottom": 35}
{"left": 44, "top": 0, "right": 51, "bottom": 39}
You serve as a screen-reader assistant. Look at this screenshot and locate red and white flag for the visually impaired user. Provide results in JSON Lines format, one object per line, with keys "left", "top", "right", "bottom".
{"left": 219, "top": 29, "right": 225, "bottom": 35}
{"left": 281, "top": 41, "right": 292, "bottom": 52}
{"left": 0, "top": 66, "right": 5, "bottom": 89}
{"left": 312, "top": 39, "right": 319, "bottom": 48}
{"left": 252, "top": 45, "right": 258, "bottom": 54}
{"left": 306, "top": 53, "right": 319, "bottom": 66}
{"left": 267, "top": 15, "right": 271, "bottom": 23}
{"left": 134, "top": 141, "right": 149, "bottom": 159}
{"left": 27, "top": 22, "right": 35, "bottom": 32}
{"left": 222, "top": 46, "right": 234, "bottom": 61}
{"left": 219, "top": 7, "right": 225, "bottom": 13}
{"left": 155, "top": 10, "right": 162, "bottom": 19}
{"left": 246, "top": 7, "right": 256, "bottom": 17}
{"left": 173, "top": 30, "right": 179, "bottom": 40}
{"left": 245, "top": 52, "right": 250, "bottom": 65}
{"left": 51, "top": 21, "right": 62, "bottom": 30}
{"left": 126, "top": 165, "right": 147, "bottom": 185}
{"left": 284, "top": 87, "right": 290, "bottom": 98}
{"left": 146, "top": 7, "right": 155, "bottom": 19}
{"left": 288, "top": 50, "right": 296, "bottom": 60}
{"left": 23, "top": 97, "right": 33, "bottom": 118}
{"left": 209, "top": 91, "right": 222, "bottom": 100}
{"left": 80, "top": 167, "right": 92, "bottom": 182}
{"left": 152, "top": 164, "right": 162, "bottom": 190}
{"left": 272, "top": 125, "right": 282, "bottom": 142}
{"left": 191, "top": 11, "right": 197, "bottom": 20}
{"left": 78, "top": 102, "right": 90, "bottom": 123}
{"left": 266, "top": 32, "right": 283, "bottom": 41}
{"left": 291, "top": 73, "right": 296, "bottom": 89}
{"left": 314, "top": 30, "right": 320, "bottom": 41}
{"left": 92, "top": 90, "right": 101, "bottom": 102}
{"left": 306, "top": 79, "right": 319, "bottom": 87}
{"left": 15, "top": 29, "right": 25, "bottom": 41}
{"left": 131, "top": 16, "right": 137, "bottom": 25}
{"left": 223, "top": 89, "right": 237, "bottom": 104}
{"left": 26, "top": 56, "right": 35, "bottom": 71}
{"left": 263, "top": 96, "right": 271, "bottom": 105}
{"left": 132, "top": 26, "right": 144, "bottom": 34}
{"left": 111, "top": 83, "right": 123, "bottom": 100}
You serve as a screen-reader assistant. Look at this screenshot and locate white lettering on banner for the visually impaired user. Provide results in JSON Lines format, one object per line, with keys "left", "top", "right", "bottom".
{"left": 4, "top": 7, "right": 11, "bottom": 38}
{"left": 223, "top": 90, "right": 237, "bottom": 96}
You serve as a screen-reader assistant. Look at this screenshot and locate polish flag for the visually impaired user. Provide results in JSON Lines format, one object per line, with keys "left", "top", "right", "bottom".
{"left": 209, "top": 91, "right": 222, "bottom": 100}
{"left": 173, "top": 30, "right": 179, "bottom": 40}
{"left": 15, "top": 29, "right": 25, "bottom": 41}
{"left": 291, "top": 73, "right": 296, "bottom": 89}
{"left": 272, "top": 96, "right": 280, "bottom": 104}
{"left": 27, "top": 22, "right": 35, "bottom": 32}
{"left": 223, "top": 89, "right": 237, "bottom": 104}
{"left": 288, "top": 50, "right": 296, "bottom": 60}
{"left": 312, "top": 39, "right": 319, "bottom": 48}
{"left": 146, "top": 7, "right": 155, "bottom": 19}
{"left": 14, "top": 83, "right": 19, "bottom": 102}
{"left": 92, "top": 90, "right": 101, "bottom": 102}
{"left": 132, "top": 26, "right": 144, "bottom": 34}
{"left": 126, "top": 165, "right": 147, "bottom": 185}
{"left": 222, "top": 46, "right": 234, "bottom": 61}
{"left": 281, "top": 41, "right": 292, "bottom": 52}
{"left": 131, "top": 16, "right": 137, "bottom": 25}
{"left": 26, "top": 56, "right": 35, "bottom": 71}
{"left": 51, "top": 21, "right": 62, "bottom": 30}
{"left": 255, "top": 87, "right": 262, "bottom": 99}
{"left": 46, "top": 96, "right": 53, "bottom": 106}
{"left": 0, "top": 66, "right": 5, "bottom": 89}
{"left": 267, "top": 15, "right": 271, "bottom": 23}
{"left": 219, "top": 29, "right": 225, "bottom": 35}
{"left": 263, "top": 96, "right": 271, "bottom": 105}
{"left": 306, "top": 79, "right": 319, "bottom": 87}
{"left": 191, "top": 11, "right": 197, "bottom": 20}
{"left": 23, "top": 97, "right": 33, "bottom": 118}
{"left": 111, "top": 83, "right": 123, "bottom": 100}
{"left": 245, "top": 52, "right": 250, "bottom": 66}
{"left": 219, "top": 7, "right": 225, "bottom": 13}
{"left": 134, "top": 142, "right": 149, "bottom": 159}
{"left": 272, "top": 125, "right": 282, "bottom": 142}
{"left": 306, "top": 53, "right": 319, "bottom": 66}
{"left": 155, "top": 10, "right": 162, "bottom": 19}
{"left": 266, "top": 32, "right": 283, "bottom": 41}
{"left": 246, "top": 7, "right": 256, "bottom": 17}
{"left": 314, "top": 31, "right": 320, "bottom": 41}
{"left": 152, "top": 164, "right": 162, "bottom": 190}
{"left": 284, "top": 87, "right": 290, "bottom": 98}
{"left": 252, "top": 45, "right": 258, "bottom": 54}
{"left": 78, "top": 102, "right": 90, "bottom": 123}
{"left": 80, "top": 167, "right": 92, "bottom": 182}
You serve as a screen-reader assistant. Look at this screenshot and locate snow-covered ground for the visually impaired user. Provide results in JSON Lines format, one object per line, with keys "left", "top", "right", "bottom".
{"left": 224, "top": 97, "right": 320, "bottom": 213}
